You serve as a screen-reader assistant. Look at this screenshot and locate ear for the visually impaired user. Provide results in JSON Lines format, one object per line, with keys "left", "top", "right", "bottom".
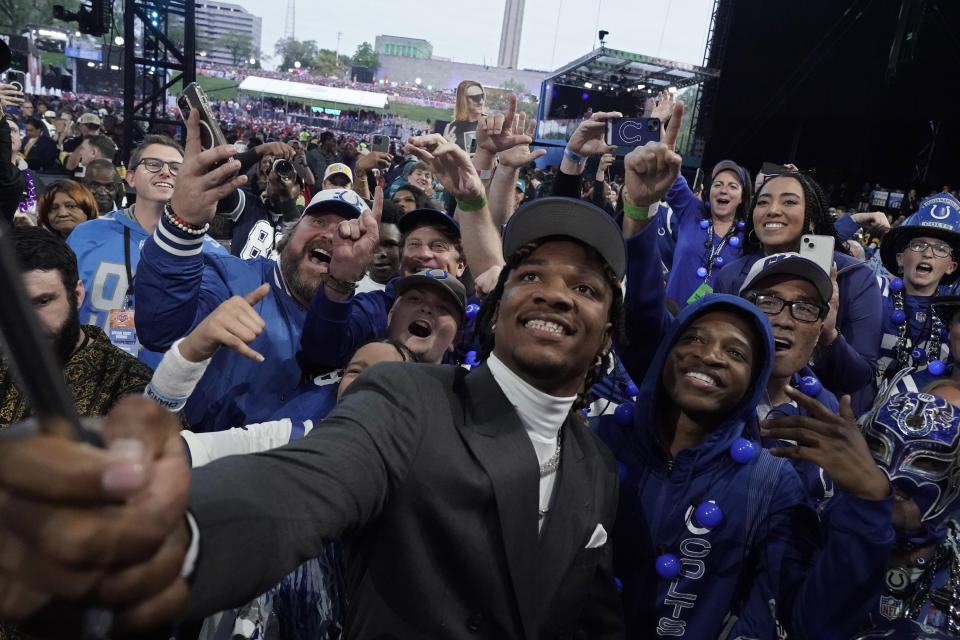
{"left": 455, "top": 257, "right": 466, "bottom": 277}
{"left": 124, "top": 166, "right": 137, "bottom": 190}
{"left": 946, "top": 259, "right": 958, "bottom": 277}
{"left": 75, "top": 279, "right": 85, "bottom": 308}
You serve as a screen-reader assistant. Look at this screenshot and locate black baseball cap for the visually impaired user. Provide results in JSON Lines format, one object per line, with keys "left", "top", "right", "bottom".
{"left": 394, "top": 268, "right": 466, "bottom": 316}
{"left": 398, "top": 208, "right": 461, "bottom": 238}
{"left": 502, "top": 197, "right": 626, "bottom": 279}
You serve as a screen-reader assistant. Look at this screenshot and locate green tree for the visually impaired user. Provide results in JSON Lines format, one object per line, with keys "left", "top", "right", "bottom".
{"left": 0, "top": 0, "right": 80, "bottom": 34}
{"left": 351, "top": 41, "right": 379, "bottom": 70}
{"left": 274, "top": 37, "right": 318, "bottom": 71}
{"left": 311, "top": 48, "right": 350, "bottom": 77}
{"left": 215, "top": 30, "right": 253, "bottom": 65}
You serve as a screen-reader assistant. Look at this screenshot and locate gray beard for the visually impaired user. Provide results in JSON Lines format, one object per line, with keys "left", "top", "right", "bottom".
{"left": 279, "top": 246, "right": 323, "bottom": 305}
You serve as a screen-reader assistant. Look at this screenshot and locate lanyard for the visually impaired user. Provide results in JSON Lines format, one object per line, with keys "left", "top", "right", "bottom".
{"left": 123, "top": 226, "right": 134, "bottom": 303}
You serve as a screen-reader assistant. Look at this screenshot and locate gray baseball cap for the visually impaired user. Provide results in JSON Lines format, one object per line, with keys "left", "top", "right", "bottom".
{"left": 394, "top": 268, "right": 466, "bottom": 316}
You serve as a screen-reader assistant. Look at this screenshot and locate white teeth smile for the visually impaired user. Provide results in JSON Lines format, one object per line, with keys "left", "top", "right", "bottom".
{"left": 155, "top": 182, "right": 173, "bottom": 189}
{"left": 763, "top": 222, "right": 785, "bottom": 230}
{"left": 525, "top": 319, "right": 564, "bottom": 336}
{"left": 685, "top": 371, "right": 718, "bottom": 387}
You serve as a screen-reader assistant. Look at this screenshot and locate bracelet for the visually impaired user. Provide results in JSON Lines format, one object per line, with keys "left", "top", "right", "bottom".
{"left": 457, "top": 195, "right": 488, "bottom": 212}
{"left": 563, "top": 147, "right": 584, "bottom": 164}
{"left": 476, "top": 168, "right": 494, "bottom": 180}
{"left": 164, "top": 203, "right": 210, "bottom": 235}
{"left": 623, "top": 202, "right": 651, "bottom": 221}
{"left": 325, "top": 274, "right": 359, "bottom": 295}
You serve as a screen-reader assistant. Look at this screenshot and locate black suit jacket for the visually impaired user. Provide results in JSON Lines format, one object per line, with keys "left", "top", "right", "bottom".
{"left": 186, "top": 362, "right": 623, "bottom": 638}
{"left": 23, "top": 133, "right": 58, "bottom": 171}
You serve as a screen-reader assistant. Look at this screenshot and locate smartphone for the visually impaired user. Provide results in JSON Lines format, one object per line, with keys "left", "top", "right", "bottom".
{"left": 372, "top": 134, "right": 389, "bottom": 153}
{"left": 760, "top": 161, "right": 788, "bottom": 176}
{"left": 605, "top": 117, "right": 660, "bottom": 147}
{"left": 799, "top": 234, "right": 835, "bottom": 274}
{"left": 5, "top": 70, "right": 24, "bottom": 92}
{"left": 177, "top": 82, "right": 227, "bottom": 151}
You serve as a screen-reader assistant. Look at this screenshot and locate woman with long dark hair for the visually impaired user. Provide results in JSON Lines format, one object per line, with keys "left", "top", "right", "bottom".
{"left": 714, "top": 172, "right": 883, "bottom": 401}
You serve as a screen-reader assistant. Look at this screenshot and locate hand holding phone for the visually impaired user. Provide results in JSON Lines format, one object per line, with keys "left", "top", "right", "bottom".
{"left": 605, "top": 117, "right": 660, "bottom": 148}
{"left": 177, "top": 82, "right": 228, "bottom": 151}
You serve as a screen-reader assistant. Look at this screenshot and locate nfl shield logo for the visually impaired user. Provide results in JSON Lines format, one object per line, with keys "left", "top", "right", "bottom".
{"left": 879, "top": 595, "right": 903, "bottom": 620}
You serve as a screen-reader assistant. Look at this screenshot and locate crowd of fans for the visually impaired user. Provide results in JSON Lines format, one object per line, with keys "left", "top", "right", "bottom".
{"left": 2, "top": 74, "right": 960, "bottom": 640}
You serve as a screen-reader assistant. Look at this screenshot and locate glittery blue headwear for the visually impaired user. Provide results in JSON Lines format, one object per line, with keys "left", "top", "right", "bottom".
{"left": 865, "top": 391, "right": 960, "bottom": 527}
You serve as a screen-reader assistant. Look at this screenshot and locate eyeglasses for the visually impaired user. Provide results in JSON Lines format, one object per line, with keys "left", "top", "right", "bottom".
{"left": 467, "top": 93, "right": 484, "bottom": 103}
{"left": 746, "top": 293, "right": 825, "bottom": 323}
{"left": 905, "top": 239, "right": 953, "bottom": 258}
{"left": 137, "top": 158, "right": 181, "bottom": 176}
{"left": 406, "top": 239, "right": 453, "bottom": 254}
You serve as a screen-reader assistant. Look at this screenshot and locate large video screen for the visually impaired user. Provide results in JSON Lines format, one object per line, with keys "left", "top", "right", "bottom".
{"left": 537, "top": 82, "right": 649, "bottom": 142}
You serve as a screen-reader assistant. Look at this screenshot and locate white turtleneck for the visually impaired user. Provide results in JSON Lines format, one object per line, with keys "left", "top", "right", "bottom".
{"left": 486, "top": 353, "right": 576, "bottom": 531}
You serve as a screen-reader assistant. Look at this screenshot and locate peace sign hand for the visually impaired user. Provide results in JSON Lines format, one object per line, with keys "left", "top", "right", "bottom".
{"left": 760, "top": 387, "right": 891, "bottom": 501}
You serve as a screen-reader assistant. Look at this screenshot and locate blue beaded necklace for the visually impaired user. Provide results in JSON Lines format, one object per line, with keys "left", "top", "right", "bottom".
{"left": 696, "top": 218, "right": 744, "bottom": 282}
{"left": 888, "top": 277, "right": 947, "bottom": 377}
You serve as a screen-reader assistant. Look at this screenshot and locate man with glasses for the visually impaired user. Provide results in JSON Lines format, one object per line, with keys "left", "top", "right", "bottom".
{"left": 66, "top": 135, "right": 226, "bottom": 368}
{"left": 874, "top": 194, "right": 960, "bottom": 386}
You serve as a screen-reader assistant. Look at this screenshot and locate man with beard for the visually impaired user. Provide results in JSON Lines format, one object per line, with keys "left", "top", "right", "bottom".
{"left": 134, "top": 109, "right": 376, "bottom": 431}
{"left": 0, "top": 228, "right": 153, "bottom": 425}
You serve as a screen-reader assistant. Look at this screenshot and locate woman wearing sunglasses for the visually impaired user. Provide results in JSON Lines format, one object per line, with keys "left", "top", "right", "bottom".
{"left": 443, "top": 80, "right": 484, "bottom": 152}
{"left": 714, "top": 171, "right": 883, "bottom": 410}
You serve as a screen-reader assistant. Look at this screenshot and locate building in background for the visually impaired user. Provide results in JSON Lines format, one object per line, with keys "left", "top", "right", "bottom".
{"left": 497, "top": 0, "right": 524, "bottom": 69}
{"left": 374, "top": 35, "right": 432, "bottom": 60}
{"left": 195, "top": 1, "right": 262, "bottom": 66}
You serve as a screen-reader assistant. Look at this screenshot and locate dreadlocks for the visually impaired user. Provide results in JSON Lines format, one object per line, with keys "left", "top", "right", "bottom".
{"left": 473, "top": 238, "right": 626, "bottom": 411}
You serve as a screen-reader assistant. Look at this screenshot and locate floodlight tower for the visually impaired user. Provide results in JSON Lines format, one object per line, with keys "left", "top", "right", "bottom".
{"left": 284, "top": 0, "right": 295, "bottom": 40}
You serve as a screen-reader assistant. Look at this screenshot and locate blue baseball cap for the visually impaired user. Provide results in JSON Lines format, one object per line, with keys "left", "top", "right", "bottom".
{"left": 397, "top": 207, "right": 461, "bottom": 238}
{"left": 881, "top": 194, "right": 960, "bottom": 283}
{"left": 516, "top": 179, "right": 526, "bottom": 192}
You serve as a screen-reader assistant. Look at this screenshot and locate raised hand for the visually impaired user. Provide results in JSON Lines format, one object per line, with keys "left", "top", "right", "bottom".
{"left": 473, "top": 265, "right": 503, "bottom": 300}
{"left": 850, "top": 211, "right": 890, "bottom": 237}
{"left": 171, "top": 109, "right": 247, "bottom": 227}
{"left": 499, "top": 116, "right": 546, "bottom": 168}
{"left": 256, "top": 141, "right": 295, "bottom": 161}
{"left": 475, "top": 93, "right": 533, "bottom": 155}
{"left": 330, "top": 186, "right": 383, "bottom": 283}
{"left": 356, "top": 151, "right": 393, "bottom": 173}
{"left": 760, "top": 388, "right": 890, "bottom": 501}
{"left": 404, "top": 134, "right": 484, "bottom": 201}
{"left": 178, "top": 284, "right": 269, "bottom": 363}
{"left": 0, "top": 398, "right": 191, "bottom": 633}
{"left": 0, "top": 84, "right": 24, "bottom": 111}
{"left": 566, "top": 111, "right": 622, "bottom": 157}
{"left": 650, "top": 90, "right": 675, "bottom": 124}
{"left": 622, "top": 101, "right": 685, "bottom": 206}
{"left": 819, "top": 264, "right": 840, "bottom": 347}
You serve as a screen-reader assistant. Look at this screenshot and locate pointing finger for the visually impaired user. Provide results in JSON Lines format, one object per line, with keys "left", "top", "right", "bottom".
{"left": 663, "top": 101, "right": 685, "bottom": 150}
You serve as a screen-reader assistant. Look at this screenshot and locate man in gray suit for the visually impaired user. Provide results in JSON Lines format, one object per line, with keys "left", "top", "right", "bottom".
{"left": 0, "top": 196, "right": 628, "bottom": 637}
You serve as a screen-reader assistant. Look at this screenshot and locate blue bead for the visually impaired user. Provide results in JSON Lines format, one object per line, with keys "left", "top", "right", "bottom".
{"left": 799, "top": 375, "right": 821, "bottom": 396}
{"left": 911, "top": 348, "right": 926, "bottom": 362}
{"left": 714, "top": 256, "right": 725, "bottom": 266}
{"left": 890, "top": 277, "right": 904, "bottom": 292}
{"left": 465, "top": 350, "right": 479, "bottom": 366}
{"left": 697, "top": 267, "right": 708, "bottom": 278}
{"left": 617, "top": 461, "right": 628, "bottom": 482}
{"left": 655, "top": 553, "right": 680, "bottom": 579}
{"left": 582, "top": 407, "right": 589, "bottom": 416}
{"left": 614, "top": 402, "right": 635, "bottom": 426}
{"left": 699, "top": 219, "right": 710, "bottom": 230}
{"left": 891, "top": 309, "right": 907, "bottom": 324}
{"left": 625, "top": 380, "right": 639, "bottom": 397}
{"left": 729, "top": 236, "right": 741, "bottom": 247}
{"left": 929, "top": 360, "right": 947, "bottom": 376}
{"left": 736, "top": 220, "right": 745, "bottom": 230}
{"left": 615, "top": 577, "right": 623, "bottom": 592}
{"left": 730, "top": 438, "right": 756, "bottom": 464}
{"left": 695, "top": 502, "right": 723, "bottom": 528}
{"left": 465, "top": 303, "right": 480, "bottom": 319}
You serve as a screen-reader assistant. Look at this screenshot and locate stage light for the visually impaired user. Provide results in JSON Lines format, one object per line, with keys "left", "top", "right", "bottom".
{"left": 583, "top": 81, "right": 592, "bottom": 88}
{"left": 668, "top": 86, "right": 677, "bottom": 93}
{"left": 75, "top": 31, "right": 82, "bottom": 37}
{"left": 581, "top": 92, "right": 589, "bottom": 100}
{"left": 294, "top": 60, "right": 301, "bottom": 68}
{"left": 151, "top": 11, "right": 158, "bottom": 18}
{"left": 597, "top": 85, "right": 603, "bottom": 90}
{"left": 637, "top": 84, "right": 645, "bottom": 90}
{"left": 114, "top": 36, "right": 124, "bottom": 45}
{"left": 110, "top": 64, "right": 120, "bottom": 70}
{"left": 87, "top": 61, "right": 95, "bottom": 67}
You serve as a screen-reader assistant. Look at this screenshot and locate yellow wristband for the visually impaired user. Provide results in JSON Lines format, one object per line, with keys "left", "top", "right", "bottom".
{"left": 623, "top": 202, "right": 650, "bottom": 220}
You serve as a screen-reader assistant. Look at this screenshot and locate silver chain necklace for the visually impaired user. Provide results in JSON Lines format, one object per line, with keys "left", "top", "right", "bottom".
{"left": 538, "top": 428, "right": 563, "bottom": 520}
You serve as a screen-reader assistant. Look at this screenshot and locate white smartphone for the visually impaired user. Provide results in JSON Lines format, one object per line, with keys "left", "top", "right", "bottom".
{"left": 799, "top": 234, "right": 835, "bottom": 274}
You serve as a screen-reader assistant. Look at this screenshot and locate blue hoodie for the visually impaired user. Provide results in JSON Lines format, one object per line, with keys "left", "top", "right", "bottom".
{"left": 596, "top": 294, "right": 894, "bottom": 639}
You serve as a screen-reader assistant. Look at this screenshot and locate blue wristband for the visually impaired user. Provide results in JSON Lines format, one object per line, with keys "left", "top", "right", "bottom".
{"left": 563, "top": 147, "right": 584, "bottom": 164}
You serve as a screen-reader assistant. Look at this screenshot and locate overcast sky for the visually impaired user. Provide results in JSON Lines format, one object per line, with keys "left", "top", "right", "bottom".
{"left": 227, "top": 0, "right": 715, "bottom": 71}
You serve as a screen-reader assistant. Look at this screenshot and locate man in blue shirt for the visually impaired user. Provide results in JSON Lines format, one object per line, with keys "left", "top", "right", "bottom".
{"left": 67, "top": 134, "right": 226, "bottom": 369}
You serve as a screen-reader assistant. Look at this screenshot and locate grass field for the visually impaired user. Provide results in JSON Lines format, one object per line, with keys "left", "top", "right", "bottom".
{"left": 170, "top": 75, "right": 454, "bottom": 123}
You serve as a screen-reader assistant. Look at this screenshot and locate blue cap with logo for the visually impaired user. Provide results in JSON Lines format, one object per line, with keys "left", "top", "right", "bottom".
{"left": 881, "top": 194, "right": 960, "bottom": 283}
{"left": 394, "top": 268, "right": 467, "bottom": 316}
{"left": 301, "top": 188, "right": 368, "bottom": 220}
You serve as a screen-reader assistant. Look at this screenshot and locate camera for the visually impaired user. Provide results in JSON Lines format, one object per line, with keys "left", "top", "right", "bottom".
{"left": 272, "top": 159, "right": 295, "bottom": 180}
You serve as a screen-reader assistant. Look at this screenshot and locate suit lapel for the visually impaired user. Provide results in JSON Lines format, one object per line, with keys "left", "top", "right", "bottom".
{"left": 458, "top": 364, "right": 540, "bottom": 639}
{"left": 537, "top": 415, "right": 596, "bottom": 600}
